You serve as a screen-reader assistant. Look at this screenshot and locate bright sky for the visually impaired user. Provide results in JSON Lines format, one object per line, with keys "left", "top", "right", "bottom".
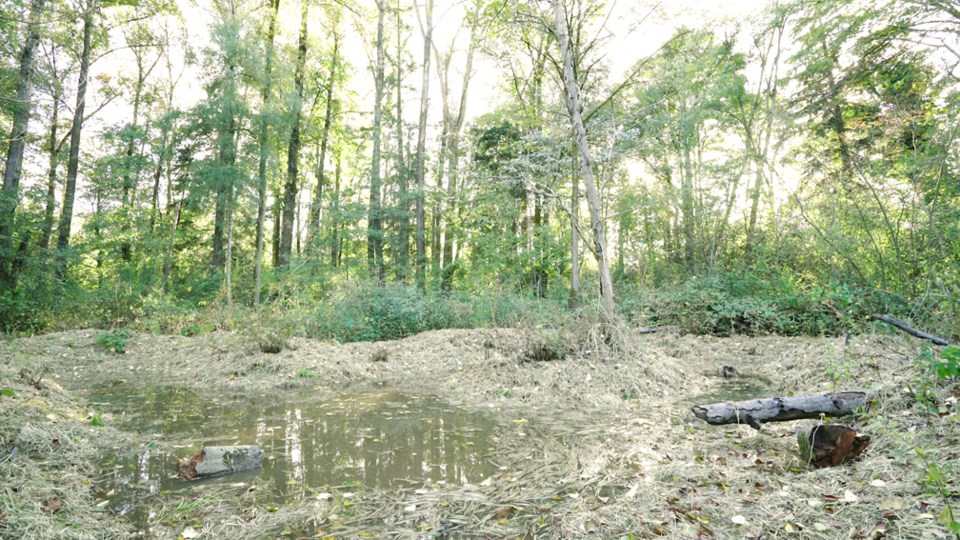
{"left": 51, "top": 0, "right": 773, "bottom": 220}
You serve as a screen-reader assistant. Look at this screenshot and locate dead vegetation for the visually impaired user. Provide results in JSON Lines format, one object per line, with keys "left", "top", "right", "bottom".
{"left": 1, "top": 326, "right": 958, "bottom": 539}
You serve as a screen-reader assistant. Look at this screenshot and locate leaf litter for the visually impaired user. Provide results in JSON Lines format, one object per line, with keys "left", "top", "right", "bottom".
{"left": 1, "top": 327, "right": 958, "bottom": 538}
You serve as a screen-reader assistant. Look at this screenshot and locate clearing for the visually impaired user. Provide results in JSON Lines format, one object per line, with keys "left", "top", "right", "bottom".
{"left": 2, "top": 326, "right": 956, "bottom": 539}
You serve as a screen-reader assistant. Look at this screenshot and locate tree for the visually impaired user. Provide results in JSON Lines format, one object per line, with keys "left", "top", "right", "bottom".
{"left": 278, "top": 0, "right": 309, "bottom": 268}
{"left": 56, "top": 0, "right": 100, "bottom": 270}
{"left": 367, "top": 0, "right": 386, "bottom": 283}
{"left": 413, "top": 0, "right": 433, "bottom": 291}
{"left": 0, "top": 0, "right": 47, "bottom": 286}
{"left": 552, "top": 0, "right": 615, "bottom": 319}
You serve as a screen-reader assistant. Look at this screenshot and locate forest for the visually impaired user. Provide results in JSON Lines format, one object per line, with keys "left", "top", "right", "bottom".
{"left": 2, "top": 0, "right": 960, "bottom": 538}
{"left": 0, "top": 0, "right": 955, "bottom": 340}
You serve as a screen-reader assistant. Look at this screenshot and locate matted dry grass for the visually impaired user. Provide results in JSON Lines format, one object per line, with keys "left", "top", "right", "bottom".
{"left": 2, "top": 325, "right": 958, "bottom": 539}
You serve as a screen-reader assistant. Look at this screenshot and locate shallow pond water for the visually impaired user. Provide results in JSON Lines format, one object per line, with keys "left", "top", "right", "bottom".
{"left": 86, "top": 384, "right": 500, "bottom": 528}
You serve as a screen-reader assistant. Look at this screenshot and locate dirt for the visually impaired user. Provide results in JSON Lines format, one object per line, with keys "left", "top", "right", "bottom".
{"left": 2, "top": 326, "right": 957, "bottom": 539}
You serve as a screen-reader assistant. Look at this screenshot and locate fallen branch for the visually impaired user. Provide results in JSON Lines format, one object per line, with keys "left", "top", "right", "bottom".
{"left": 872, "top": 314, "right": 953, "bottom": 346}
{"left": 691, "top": 391, "right": 867, "bottom": 430}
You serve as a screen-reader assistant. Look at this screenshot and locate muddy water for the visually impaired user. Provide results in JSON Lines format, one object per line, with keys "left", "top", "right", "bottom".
{"left": 86, "top": 384, "right": 500, "bottom": 526}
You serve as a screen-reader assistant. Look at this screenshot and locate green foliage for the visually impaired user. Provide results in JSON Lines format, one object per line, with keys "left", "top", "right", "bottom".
{"left": 96, "top": 329, "right": 130, "bottom": 354}
{"left": 932, "top": 346, "right": 960, "bottom": 381}
{"left": 296, "top": 368, "right": 318, "bottom": 378}
{"left": 314, "top": 283, "right": 564, "bottom": 343}
{"left": 90, "top": 415, "right": 105, "bottom": 427}
{"left": 618, "top": 272, "right": 896, "bottom": 336}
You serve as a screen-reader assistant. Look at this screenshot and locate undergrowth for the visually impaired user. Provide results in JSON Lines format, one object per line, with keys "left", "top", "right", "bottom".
{"left": 2, "top": 272, "right": 951, "bottom": 344}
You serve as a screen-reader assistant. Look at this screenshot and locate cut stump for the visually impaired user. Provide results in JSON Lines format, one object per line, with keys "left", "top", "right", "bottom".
{"left": 797, "top": 424, "right": 870, "bottom": 467}
{"left": 691, "top": 391, "right": 867, "bottom": 429}
{"left": 177, "top": 445, "right": 263, "bottom": 480}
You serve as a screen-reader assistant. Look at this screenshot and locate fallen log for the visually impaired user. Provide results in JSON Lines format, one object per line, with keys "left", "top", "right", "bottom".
{"left": 177, "top": 445, "right": 263, "bottom": 480}
{"left": 691, "top": 391, "right": 867, "bottom": 430}
{"left": 796, "top": 424, "right": 870, "bottom": 468}
{"left": 872, "top": 314, "right": 953, "bottom": 346}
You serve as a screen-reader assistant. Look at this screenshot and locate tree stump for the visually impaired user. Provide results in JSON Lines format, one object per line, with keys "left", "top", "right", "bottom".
{"left": 797, "top": 424, "right": 870, "bottom": 467}
{"left": 177, "top": 445, "right": 263, "bottom": 480}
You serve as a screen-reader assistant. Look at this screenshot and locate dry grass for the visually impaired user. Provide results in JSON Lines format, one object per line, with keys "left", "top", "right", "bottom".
{"left": 1, "top": 326, "right": 958, "bottom": 538}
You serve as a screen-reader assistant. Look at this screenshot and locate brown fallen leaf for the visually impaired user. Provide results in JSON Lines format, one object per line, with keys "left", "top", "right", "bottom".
{"left": 43, "top": 497, "right": 62, "bottom": 514}
{"left": 493, "top": 505, "right": 517, "bottom": 520}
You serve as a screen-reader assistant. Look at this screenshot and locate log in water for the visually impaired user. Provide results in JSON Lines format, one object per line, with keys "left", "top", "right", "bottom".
{"left": 177, "top": 445, "right": 263, "bottom": 480}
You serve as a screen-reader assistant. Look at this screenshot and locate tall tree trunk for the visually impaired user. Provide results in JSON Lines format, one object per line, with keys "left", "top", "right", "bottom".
{"left": 0, "top": 0, "right": 46, "bottom": 284}
{"left": 120, "top": 57, "right": 153, "bottom": 262}
{"left": 367, "top": 0, "right": 386, "bottom": 283}
{"left": 436, "top": 18, "right": 478, "bottom": 293}
{"left": 161, "top": 196, "right": 182, "bottom": 293}
{"left": 306, "top": 31, "right": 338, "bottom": 258}
{"left": 569, "top": 155, "right": 581, "bottom": 309}
{"left": 279, "top": 0, "right": 309, "bottom": 268}
{"left": 148, "top": 126, "right": 169, "bottom": 233}
{"left": 394, "top": 1, "right": 409, "bottom": 282}
{"left": 212, "top": 59, "right": 239, "bottom": 271}
{"left": 552, "top": 0, "right": 616, "bottom": 320}
{"left": 56, "top": 3, "right": 96, "bottom": 272}
{"left": 330, "top": 152, "right": 342, "bottom": 267}
{"left": 413, "top": 0, "right": 433, "bottom": 291}
{"left": 254, "top": 0, "right": 281, "bottom": 305}
{"left": 40, "top": 58, "right": 62, "bottom": 252}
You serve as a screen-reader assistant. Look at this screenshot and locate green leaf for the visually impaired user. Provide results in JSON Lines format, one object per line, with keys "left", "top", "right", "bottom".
{"left": 0, "top": 388, "right": 14, "bottom": 397}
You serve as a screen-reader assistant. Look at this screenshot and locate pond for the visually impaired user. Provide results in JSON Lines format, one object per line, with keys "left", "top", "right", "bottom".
{"left": 86, "top": 384, "right": 501, "bottom": 530}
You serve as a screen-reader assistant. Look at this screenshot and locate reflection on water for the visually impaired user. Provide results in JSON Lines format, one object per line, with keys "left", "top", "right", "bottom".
{"left": 87, "top": 385, "right": 499, "bottom": 526}
{"left": 687, "top": 377, "right": 774, "bottom": 406}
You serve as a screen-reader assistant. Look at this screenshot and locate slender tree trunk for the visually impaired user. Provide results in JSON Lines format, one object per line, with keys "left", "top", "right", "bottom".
{"left": 414, "top": 0, "right": 433, "bottom": 291}
{"left": 161, "top": 197, "right": 182, "bottom": 293}
{"left": 120, "top": 67, "right": 149, "bottom": 262}
{"left": 306, "top": 31, "right": 338, "bottom": 257}
{"left": 367, "top": 0, "right": 386, "bottom": 283}
{"left": 148, "top": 126, "right": 169, "bottom": 232}
{"left": 279, "top": 0, "right": 309, "bottom": 268}
{"left": 569, "top": 155, "right": 581, "bottom": 309}
{"left": 40, "top": 72, "right": 62, "bottom": 252}
{"left": 330, "top": 152, "right": 342, "bottom": 267}
{"left": 0, "top": 0, "right": 46, "bottom": 283}
{"left": 225, "top": 203, "right": 234, "bottom": 305}
{"left": 56, "top": 3, "right": 96, "bottom": 272}
{"left": 394, "top": 1, "right": 409, "bottom": 282}
{"left": 553, "top": 0, "right": 616, "bottom": 319}
{"left": 254, "top": 0, "right": 281, "bottom": 305}
{"left": 437, "top": 21, "right": 477, "bottom": 293}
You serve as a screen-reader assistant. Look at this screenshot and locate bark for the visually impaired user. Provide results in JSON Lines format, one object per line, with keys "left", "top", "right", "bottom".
{"left": 211, "top": 113, "right": 237, "bottom": 271}
{"left": 797, "top": 424, "right": 870, "bottom": 468}
{"left": 393, "top": 1, "right": 409, "bottom": 281}
{"left": 552, "top": 0, "right": 616, "bottom": 320}
{"left": 330, "top": 153, "right": 342, "bottom": 267}
{"left": 436, "top": 19, "right": 477, "bottom": 293}
{"left": 119, "top": 44, "right": 160, "bottom": 262}
{"left": 305, "top": 32, "right": 338, "bottom": 258}
{"left": 367, "top": 0, "right": 386, "bottom": 283}
{"left": 177, "top": 445, "right": 262, "bottom": 480}
{"left": 568, "top": 157, "right": 581, "bottom": 309}
{"left": 0, "top": 0, "right": 46, "bottom": 284}
{"left": 40, "top": 51, "right": 63, "bottom": 252}
{"left": 254, "top": 0, "right": 281, "bottom": 305}
{"left": 161, "top": 197, "right": 182, "bottom": 293}
{"left": 413, "top": 0, "right": 433, "bottom": 291}
{"left": 279, "top": 0, "right": 309, "bottom": 268}
{"left": 691, "top": 391, "right": 868, "bottom": 430}
{"left": 872, "top": 314, "right": 953, "bottom": 346}
{"left": 56, "top": 3, "right": 96, "bottom": 266}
